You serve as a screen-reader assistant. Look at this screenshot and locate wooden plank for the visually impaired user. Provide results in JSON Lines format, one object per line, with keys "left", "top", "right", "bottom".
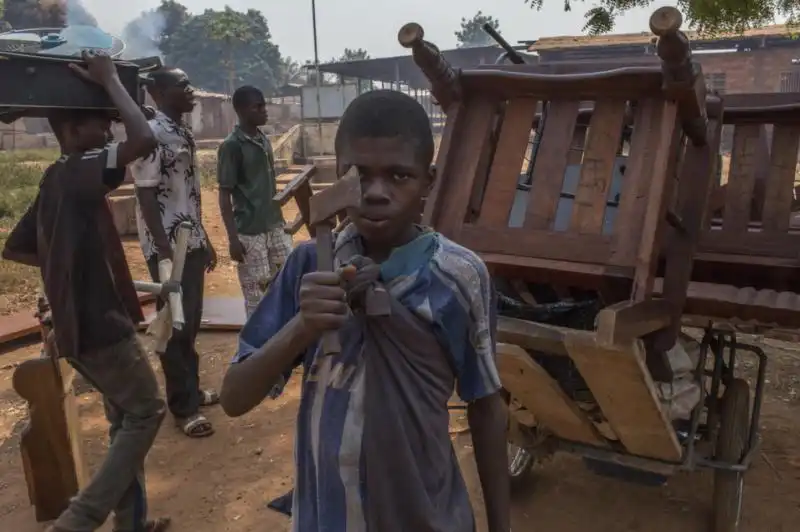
{"left": 458, "top": 225, "right": 613, "bottom": 264}
{"left": 762, "top": 125, "right": 800, "bottom": 233}
{"left": 596, "top": 299, "right": 673, "bottom": 347}
{"left": 611, "top": 98, "right": 662, "bottom": 267}
{"left": 722, "top": 124, "right": 761, "bottom": 233}
{"left": 563, "top": 334, "right": 683, "bottom": 462}
{"left": 478, "top": 98, "right": 539, "bottom": 228}
{"left": 0, "top": 292, "right": 157, "bottom": 349}
{"left": 569, "top": 99, "right": 627, "bottom": 234}
{"left": 427, "top": 99, "right": 496, "bottom": 237}
{"left": 697, "top": 230, "right": 800, "bottom": 259}
{"left": 630, "top": 99, "right": 680, "bottom": 301}
{"left": 423, "top": 104, "right": 463, "bottom": 227}
{"left": 659, "top": 114, "right": 722, "bottom": 347}
{"left": 497, "top": 316, "right": 592, "bottom": 357}
{"left": 524, "top": 100, "right": 581, "bottom": 229}
{"left": 497, "top": 343, "right": 607, "bottom": 446}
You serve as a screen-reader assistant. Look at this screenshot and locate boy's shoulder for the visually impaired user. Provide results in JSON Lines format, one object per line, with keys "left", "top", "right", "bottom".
{"left": 431, "top": 234, "right": 490, "bottom": 283}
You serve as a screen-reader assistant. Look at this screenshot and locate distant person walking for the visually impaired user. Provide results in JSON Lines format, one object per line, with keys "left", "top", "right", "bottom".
{"left": 217, "top": 85, "right": 292, "bottom": 318}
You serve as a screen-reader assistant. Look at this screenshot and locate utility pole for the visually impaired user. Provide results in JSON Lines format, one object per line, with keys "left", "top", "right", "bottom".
{"left": 311, "top": 0, "right": 323, "bottom": 155}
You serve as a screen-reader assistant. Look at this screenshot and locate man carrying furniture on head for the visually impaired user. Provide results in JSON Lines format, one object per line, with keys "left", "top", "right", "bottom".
{"left": 217, "top": 85, "right": 293, "bottom": 319}
{"left": 2, "top": 50, "right": 170, "bottom": 532}
{"left": 218, "top": 90, "right": 511, "bottom": 532}
{"left": 131, "top": 67, "right": 219, "bottom": 439}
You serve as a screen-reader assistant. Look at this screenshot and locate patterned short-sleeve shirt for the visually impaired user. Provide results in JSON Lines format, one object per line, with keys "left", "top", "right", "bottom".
{"left": 131, "top": 111, "right": 207, "bottom": 260}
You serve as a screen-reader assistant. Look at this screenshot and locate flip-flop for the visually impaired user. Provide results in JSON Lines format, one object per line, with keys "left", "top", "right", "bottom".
{"left": 145, "top": 517, "right": 172, "bottom": 532}
{"left": 200, "top": 389, "right": 219, "bottom": 407}
{"left": 177, "top": 413, "right": 214, "bottom": 438}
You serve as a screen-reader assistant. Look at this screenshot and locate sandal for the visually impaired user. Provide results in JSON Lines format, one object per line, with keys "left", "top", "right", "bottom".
{"left": 200, "top": 389, "right": 220, "bottom": 407}
{"left": 177, "top": 413, "right": 214, "bottom": 438}
{"left": 145, "top": 517, "right": 172, "bottom": 532}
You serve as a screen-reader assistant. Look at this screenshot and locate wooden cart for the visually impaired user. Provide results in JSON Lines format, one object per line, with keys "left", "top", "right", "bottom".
{"left": 398, "top": 6, "right": 774, "bottom": 532}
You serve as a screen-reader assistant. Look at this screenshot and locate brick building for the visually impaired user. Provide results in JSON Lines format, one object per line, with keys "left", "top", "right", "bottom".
{"left": 528, "top": 25, "right": 800, "bottom": 95}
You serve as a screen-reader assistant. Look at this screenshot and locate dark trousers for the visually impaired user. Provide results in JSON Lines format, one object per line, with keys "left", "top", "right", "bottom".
{"left": 146, "top": 248, "right": 207, "bottom": 419}
{"left": 57, "top": 335, "right": 166, "bottom": 531}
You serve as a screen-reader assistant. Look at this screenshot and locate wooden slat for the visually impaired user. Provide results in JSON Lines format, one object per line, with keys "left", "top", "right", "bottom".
{"left": 723, "top": 124, "right": 761, "bottom": 233}
{"left": 762, "top": 125, "right": 800, "bottom": 233}
{"left": 569, "top": 99, "right": 627, "bottom": 234}
{"left": 595, "top": 299, "right": 673, "bottom": 347}
{"left": 459, "top": 225, "right": 612, "bottom": 264}
{"left": 563, "top": 334, "right": 683, "bottom": 462}
{"left": 611, "top": 98, "right": 662, "bottom": 267}
{"left": 659, "top": 114, "right": 722, "bottom": 346}
{"left": 523, "top": 100, "right": 581, "bottom": 229}
{"left": 423, "top": 104, "right": 463, "bottom": 227}
{"left": 478, "top": 98, "right": 539, "bottom": 228}
{"left": 497, "top": 343, "right": 607, "bottom": 446}
{"left": 427, "top": 100, "right": 496, "bottom": 237}
{"left": 698, "top": 230, "right": 800, "bottom": 259}
{"left": 629, "top": 99, "right": 680, "bottom": 300}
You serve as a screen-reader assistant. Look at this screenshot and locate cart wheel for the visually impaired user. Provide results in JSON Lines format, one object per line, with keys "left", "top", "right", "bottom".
{"left": 712, "top": 378, "right": 750, "bottom": 532}
{"left": 508, "top": 441, "right": 535, "bottom": 487}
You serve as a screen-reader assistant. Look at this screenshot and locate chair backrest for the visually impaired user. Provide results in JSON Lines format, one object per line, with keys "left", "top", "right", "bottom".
{"left": 697, "top": 93, "right": 800, "bottom": 265}
{"left": 425, "top": 66, "right": 690, "bottom": 303}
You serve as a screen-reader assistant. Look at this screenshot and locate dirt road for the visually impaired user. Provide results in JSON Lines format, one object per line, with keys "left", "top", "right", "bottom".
{"left": 0, "top": 191, "right": 799, "bottom": 531}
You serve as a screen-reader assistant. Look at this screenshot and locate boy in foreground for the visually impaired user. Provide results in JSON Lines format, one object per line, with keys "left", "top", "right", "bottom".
{"left": 217, "top": 85, "right": 292, "bottom": 318}
{"left": 219, "top": 90, "right": 510, "bottom": 532}
{"left": 3, "top": 50, "right": 169, "bottom": 532}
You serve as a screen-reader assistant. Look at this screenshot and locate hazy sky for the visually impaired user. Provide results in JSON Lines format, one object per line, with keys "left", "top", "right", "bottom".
{"left": 77, "top": 0, "right": 693, "bottom": 62}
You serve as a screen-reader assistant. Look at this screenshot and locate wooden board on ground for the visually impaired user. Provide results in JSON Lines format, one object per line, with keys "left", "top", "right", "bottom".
{"left": 497, "top": 343, "right": 607, "bottom": 446}
{"left": 0, "top": 293, "right": 157, "bottom": 349}
{"left": 141, "top": 296, "right": 248, "bottom": 331}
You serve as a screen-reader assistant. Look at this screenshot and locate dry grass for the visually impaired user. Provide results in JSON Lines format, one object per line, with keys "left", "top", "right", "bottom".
{"left": 0, "top": 148, "right": 223, "bottom": 315}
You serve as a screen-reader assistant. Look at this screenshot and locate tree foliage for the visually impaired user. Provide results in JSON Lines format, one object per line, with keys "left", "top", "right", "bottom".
{"left": 455, "top": 11, "right": 500, "bottom": 47}
{"left": 525, "top": 0, "right": 800, "bottom": 36}
{"left": 1, "top": 0, "right": 95, "bottom": 29}
{"left": 164, "top": 7, "right": 282, "bottom": 95}
{"left": 339, "top": 47, "right": 370, "bottom": 61}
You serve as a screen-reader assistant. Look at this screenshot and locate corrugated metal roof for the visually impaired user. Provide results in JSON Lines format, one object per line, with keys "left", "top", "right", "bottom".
{"left": 530, "top": 24, "right": 794, "bottom": 51}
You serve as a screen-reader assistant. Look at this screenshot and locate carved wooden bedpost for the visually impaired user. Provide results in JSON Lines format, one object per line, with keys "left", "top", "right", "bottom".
{"left": 397, "top": 23, "right": 461, "bottom": 112}
{"left": 650, "top": 6, "right": 708, "bottom": 146}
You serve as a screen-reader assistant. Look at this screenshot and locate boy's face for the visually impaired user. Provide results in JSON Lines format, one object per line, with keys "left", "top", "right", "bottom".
{"left": 70, "top": 115, "right": 111, "bottom": 152}
{"left": 339, "top": 136, "right": 432, "bottom": 248}
{"left": 239, "top": 95, "right": 268, "bottom": 127}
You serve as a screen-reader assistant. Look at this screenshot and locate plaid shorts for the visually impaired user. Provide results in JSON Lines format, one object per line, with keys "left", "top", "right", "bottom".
{"left": 237, "top": 227, "right": 294, "bottom": 318}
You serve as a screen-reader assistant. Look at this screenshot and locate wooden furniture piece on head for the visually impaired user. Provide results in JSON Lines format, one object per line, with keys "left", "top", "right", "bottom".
{"left": 401, "top": 7, "right": 762, "bottom": 531}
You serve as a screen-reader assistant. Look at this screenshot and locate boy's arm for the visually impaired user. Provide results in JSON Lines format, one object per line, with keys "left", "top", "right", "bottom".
{"left": 440, "top": 255, "right": 509, "bottom": 532}
{"left": 132, "top": 146, "right": 172, "bottom": 260}
{"left": 216, "top": 141, "right": 243, "bottom": 260}
{"left": 67, "top": 52, "right": 155, "bottom": 204}
{"left": 220, "top": 243, "right": 317, "bottom": 417}
{"left": 3, "top": 197, "right": 39, "bottom": 267}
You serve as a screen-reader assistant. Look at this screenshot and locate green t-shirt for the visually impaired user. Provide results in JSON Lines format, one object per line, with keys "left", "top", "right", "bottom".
{"left": 217, "top": 126, "right": 285, "bottom": 235}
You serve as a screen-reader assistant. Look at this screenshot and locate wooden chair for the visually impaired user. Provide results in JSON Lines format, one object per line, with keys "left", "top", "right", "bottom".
{"left": 274, "top": 164, "right": 318, "bottom": 237}
{"left": 12, "top": 297, "right": 89, "bottom": 522}
{"left": 398, "top": 9, "right": 716, "bottom": 462}
{"left": 668, "top": 93, "right": 800, "bottom": 327}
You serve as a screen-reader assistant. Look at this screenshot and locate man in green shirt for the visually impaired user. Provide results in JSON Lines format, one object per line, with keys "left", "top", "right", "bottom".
{"left": 218, "top": 86, "right": 293, "bottom": 318}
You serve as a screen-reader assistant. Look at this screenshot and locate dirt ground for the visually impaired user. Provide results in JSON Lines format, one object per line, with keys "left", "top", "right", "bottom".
{"left": 1, "top": 191, "right": 800, "bottom": 531}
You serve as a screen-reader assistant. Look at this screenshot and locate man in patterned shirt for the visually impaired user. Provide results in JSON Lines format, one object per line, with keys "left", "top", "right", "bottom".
{"left": 217, "top": 85, "right": 293, "bottom": 318}
{"left": 132, "top": 67, "right": 219, "bottom": 438}
{"left": 219, "top": 90, "right": 511, "bottom": 532}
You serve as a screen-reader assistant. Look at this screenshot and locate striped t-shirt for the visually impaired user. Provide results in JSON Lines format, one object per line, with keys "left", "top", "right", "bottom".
{"left": 233, "top": 225, "right": 501, "bottom": 531}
